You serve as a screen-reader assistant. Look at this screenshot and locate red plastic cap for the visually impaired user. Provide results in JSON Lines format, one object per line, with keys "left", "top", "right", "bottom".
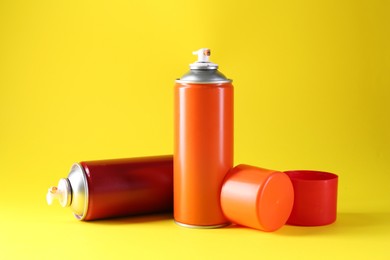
{"left": 285, "top": 170, "right": 338, "bottom": 226}
{"left": 221, "top": 165, "right": 294, "bottom": 232}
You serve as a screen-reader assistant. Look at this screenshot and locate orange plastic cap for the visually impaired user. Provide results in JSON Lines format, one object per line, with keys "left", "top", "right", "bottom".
{"left": 221, "top": 165, "right": 294, "bottom": 232}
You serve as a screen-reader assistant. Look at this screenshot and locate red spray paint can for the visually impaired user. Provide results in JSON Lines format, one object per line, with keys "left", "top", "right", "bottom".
{"left": 174, "top": 48, "right": 234, "bottom": 228}
{"left": 46, "top": 155, "right": 173, "bottom": 220}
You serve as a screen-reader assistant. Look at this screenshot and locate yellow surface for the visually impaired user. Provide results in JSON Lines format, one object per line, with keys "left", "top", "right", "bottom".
{"left": 0, "top": 0, "right": 389, "bottom": 259}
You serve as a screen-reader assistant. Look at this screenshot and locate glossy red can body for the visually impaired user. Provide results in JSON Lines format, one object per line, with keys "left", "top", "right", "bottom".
{"left": 80, "top": 155, "right": 173, "bottom": 220}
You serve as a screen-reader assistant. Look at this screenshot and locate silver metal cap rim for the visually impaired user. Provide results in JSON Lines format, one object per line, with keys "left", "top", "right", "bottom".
{"left": 175, "top": 79, "right": 232, "bottom": 84}
{"left": 68, "top": 163, "right": 89, "bottom": 221}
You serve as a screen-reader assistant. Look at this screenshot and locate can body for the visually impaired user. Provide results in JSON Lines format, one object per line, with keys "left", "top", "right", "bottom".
{"left": 78, "top": 155, "right": 173, "bottom": 220}
{"left": 174, "top": 82, "right": 233, "bottom": 227}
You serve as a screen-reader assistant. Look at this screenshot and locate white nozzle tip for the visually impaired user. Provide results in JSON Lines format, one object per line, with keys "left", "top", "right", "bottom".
{"left": 46, "top": 179, "right": 71, "bottom": 207}
{"left": 46, "top": 186, "right": 58, "bottom": 205}
{"left": 193, "top": 48, "right": 211, "bottom": 62}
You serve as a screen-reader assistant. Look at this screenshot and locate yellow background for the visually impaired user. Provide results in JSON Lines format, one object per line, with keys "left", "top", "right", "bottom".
{"left": 1, "top": 0, "right": 389, "bottom": 259}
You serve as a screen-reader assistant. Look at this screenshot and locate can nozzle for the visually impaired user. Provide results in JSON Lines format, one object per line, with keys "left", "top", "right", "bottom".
{"left": 193, "top": 48, "right": 211, "bottom": 62}
{"left": 46, "top": 186, "right": 58, "bottom": 205}
{"left": 190, "top": 48, "right": 218, "bottom": 70}
{"left": 46, "top": 178, "right": 72, "bottom": 207}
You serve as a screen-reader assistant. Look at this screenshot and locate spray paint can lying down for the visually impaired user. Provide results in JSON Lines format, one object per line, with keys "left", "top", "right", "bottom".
{"left": 46, "top": 155, "right": 173, "bottom": 220}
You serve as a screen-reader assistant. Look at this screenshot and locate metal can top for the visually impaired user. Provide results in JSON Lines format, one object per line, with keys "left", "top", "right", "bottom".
{"left": 67, "top": 163, "right": 89, "bottom": 220}
{"left": 176, "top": 48, "right": 232, "bottom": 84}
{"left": 46, "top": 163, "right": 89, "bottom": 220}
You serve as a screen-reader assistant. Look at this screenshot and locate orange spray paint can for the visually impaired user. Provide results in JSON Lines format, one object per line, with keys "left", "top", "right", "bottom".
{"left": 174, "top": 48, "right": 233, "bottom": 228}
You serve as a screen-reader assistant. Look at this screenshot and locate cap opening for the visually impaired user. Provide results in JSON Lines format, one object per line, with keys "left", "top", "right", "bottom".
{"left": 285, "top": 170, "right": 338, "bottom": 181}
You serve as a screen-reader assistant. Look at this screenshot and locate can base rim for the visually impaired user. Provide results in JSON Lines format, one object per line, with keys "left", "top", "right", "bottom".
{"left": 174, "top": 220, "right": 230, "bottom": 229}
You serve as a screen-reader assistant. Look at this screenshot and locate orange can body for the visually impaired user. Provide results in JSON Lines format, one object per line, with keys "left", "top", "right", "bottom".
{"left": 174, "top": 82, "right": 233, "bottom": 227}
